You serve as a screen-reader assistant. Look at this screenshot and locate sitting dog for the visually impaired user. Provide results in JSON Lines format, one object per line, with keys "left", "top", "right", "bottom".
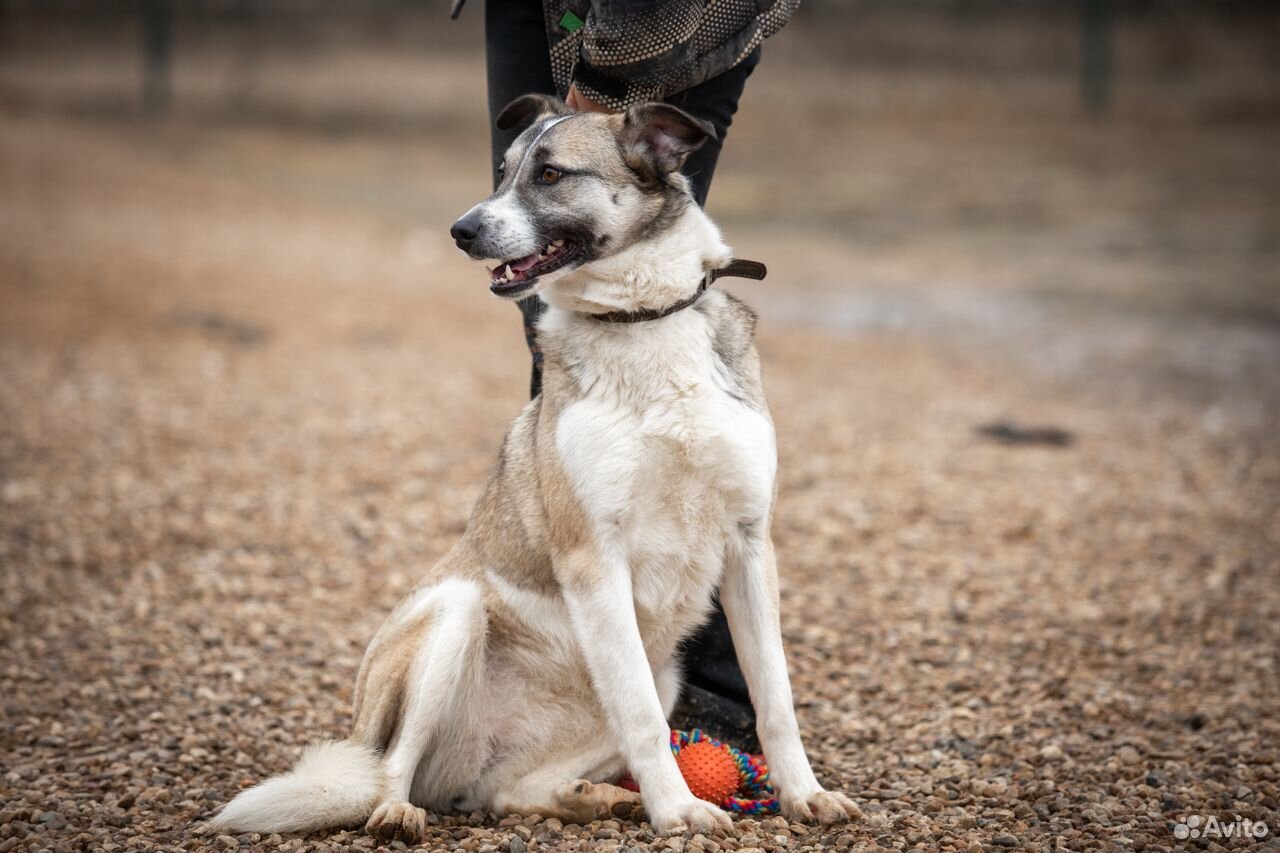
{"left": 212, "top": 94, "right": 859, "bottom": 843}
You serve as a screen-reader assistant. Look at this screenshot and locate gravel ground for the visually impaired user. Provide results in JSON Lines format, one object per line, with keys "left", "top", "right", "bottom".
{"left": 2, "top": 42, "right": 1279, "bottom": 853}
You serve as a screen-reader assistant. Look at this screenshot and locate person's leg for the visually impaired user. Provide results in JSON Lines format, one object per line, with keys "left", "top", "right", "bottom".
{"left": 486, "top": 0, "right": 556, "bottom": 187}
{"left": 661, "top": 47, "right": 764, "bottom": 751}
{"left": 486, "top": 0, "right": 557, "bottom": 399}
{"left": 666, "top": 47, "right": 761, "bottom": 208}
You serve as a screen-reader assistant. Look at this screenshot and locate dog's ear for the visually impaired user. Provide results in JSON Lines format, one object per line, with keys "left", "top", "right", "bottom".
{"left": 496, "top": 94, "right": 571, "bottom": 132}
{"left": 619, "top": 103, "right": 717, "bottom": 176}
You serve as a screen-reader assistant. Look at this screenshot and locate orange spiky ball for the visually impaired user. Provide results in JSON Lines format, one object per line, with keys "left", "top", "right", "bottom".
{"left": 676, "top": 741, "right": 740, "bottom": 804}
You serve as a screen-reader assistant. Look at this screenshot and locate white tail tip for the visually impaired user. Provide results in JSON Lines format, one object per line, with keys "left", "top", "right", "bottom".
{"left": 209, "top": 740, "right": 384, "bottom": 835}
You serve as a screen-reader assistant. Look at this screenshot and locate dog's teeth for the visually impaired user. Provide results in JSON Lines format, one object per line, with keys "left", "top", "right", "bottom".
{"left": 553, "top": 239, "right": 565, "bottom": 247}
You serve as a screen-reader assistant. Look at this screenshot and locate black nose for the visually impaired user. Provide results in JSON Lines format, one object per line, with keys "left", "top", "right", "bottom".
{"left": 450, "top": 213, "right": 482, "bottom": 251}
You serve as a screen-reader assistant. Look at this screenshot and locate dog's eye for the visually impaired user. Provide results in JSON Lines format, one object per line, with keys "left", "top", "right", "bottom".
{"left": 497, "top": 162, "right": 506, "bottom": 177}
{"left": 539, "top": 166, "right": 563, "bottom": 185}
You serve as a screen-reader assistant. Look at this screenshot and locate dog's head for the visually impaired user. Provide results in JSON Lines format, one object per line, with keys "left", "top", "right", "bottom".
{"left": 449, "top": 95, "right": 717, "bottom": 301}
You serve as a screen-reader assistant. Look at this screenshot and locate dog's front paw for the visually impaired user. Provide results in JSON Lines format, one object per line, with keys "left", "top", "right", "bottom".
{"left": 365, "top": 800, "right": 428, "bottom": 844}
{"left": 780, "top": 789, "right": 862, "bottom": 824}
{"left": 648, "top": 796, "right": 735, "bottom": 836}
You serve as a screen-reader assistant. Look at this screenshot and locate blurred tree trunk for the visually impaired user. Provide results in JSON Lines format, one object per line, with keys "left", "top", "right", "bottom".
{"left": 1080, "top": 0, "right": 1113, "bottom": 115}
{"left": 142, "top": 0, "right": 171, "bottom": 114}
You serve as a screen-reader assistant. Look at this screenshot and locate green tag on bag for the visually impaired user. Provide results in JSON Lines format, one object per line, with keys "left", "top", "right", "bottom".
{"left": 559, "top": 10, "right": 584, "bottom": 31}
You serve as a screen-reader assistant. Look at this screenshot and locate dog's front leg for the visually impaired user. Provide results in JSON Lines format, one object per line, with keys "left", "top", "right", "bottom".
{"left": 558, "top": 546, "right": 734, "bottom": 836}
{"left": 721, "top": 527, "right": 862, "bottom": 824}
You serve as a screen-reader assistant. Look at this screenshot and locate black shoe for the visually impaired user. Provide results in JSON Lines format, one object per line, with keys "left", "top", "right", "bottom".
{"left": 669, "top": 684, "right": 760, "bottom": 753}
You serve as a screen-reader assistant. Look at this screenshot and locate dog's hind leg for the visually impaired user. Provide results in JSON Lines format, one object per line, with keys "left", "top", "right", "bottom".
{"left": 547, "top": 778, "right": 643, "bottom": 823}
{"left": 352, "top": 579, "right": 487, "bottom": 843}
{"left": 493, "top": 743, "right": 641, "bottom": 824}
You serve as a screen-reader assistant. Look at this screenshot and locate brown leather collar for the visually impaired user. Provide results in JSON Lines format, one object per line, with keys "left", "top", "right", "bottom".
{"left": 591, "top": 259, "right": 767, "bottom": 324}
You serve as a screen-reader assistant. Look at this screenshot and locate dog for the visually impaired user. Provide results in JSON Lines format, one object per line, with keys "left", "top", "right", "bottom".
{"left": 211, "top": 94, "right": 860, "bottom": 843}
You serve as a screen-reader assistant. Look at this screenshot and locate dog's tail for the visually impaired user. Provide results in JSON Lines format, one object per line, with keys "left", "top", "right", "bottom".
{"left": 208, "top": 739, "right": 383, "bottom": 835}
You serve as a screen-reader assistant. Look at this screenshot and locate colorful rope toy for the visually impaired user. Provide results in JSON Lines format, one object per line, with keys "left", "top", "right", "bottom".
{"left": 670, "top": 729, "right": 778, "bottom": 815}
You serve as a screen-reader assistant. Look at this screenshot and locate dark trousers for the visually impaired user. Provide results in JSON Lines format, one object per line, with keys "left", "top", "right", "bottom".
{"left": 484, "top": 0, "right": 760, "bottom": 736}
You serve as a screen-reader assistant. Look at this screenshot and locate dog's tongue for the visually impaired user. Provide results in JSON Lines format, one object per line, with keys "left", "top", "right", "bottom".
{"left": 510, "top": 252, "right": 541, "bottom": 273}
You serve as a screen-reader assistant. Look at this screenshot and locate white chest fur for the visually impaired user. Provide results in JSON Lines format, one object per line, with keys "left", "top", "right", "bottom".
{"left": 549, "top": 306, "right": 776, "bottom": 622}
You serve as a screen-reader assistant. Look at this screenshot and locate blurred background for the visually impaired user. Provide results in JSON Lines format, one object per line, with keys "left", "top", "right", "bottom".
{"left": 1, "top": 3, "right": 1278, "bottom": 851}
{"left": 2, "top": 0, "right": 1278, "bottom": 402}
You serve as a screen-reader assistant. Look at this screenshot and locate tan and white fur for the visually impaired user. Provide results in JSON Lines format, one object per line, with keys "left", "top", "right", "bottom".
{"left": 212, "top": 95, "right": 859, "bottom": 843}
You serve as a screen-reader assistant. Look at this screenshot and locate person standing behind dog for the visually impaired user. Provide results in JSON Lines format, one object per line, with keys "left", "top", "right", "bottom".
{"left": 451, "top": 0, "right": 800, "bottom": 750}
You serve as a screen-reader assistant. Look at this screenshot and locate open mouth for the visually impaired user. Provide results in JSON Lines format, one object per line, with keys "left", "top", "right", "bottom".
{"left": 490, "top": 239, "right": 580, "bottom": 296}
